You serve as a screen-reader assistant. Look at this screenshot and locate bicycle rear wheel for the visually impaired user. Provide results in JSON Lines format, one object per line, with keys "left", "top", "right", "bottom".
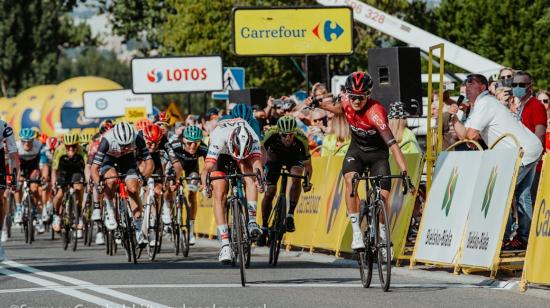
{"left": 7, "top": 193, "right": 15, "bottom": 238}
{"left": 233, "top": 199, "right": 246, "bottom": 287}
{"left": 147, "top": 197, "right": 161, "bottom": 261}
{"left": 270, "top": 195, "right": 286, "bottom": 267}
{"left": 358, "top": 200, "right": 373, "bottom": 288}
{"left": 376, "top": 200, "right": 392, "bottom": 292}
{"left": 71, "top": 194, "right": 79, "bottom": 252}
{"left": 181, "top": 197, "right": 190, "bottom": 257}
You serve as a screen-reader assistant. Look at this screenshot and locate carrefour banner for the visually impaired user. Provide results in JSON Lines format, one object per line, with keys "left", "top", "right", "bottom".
{"left": 414, "top": 151, "right": 484, "bottom": 265}
{"left": 524, "top": 154, "right": 550, "bottom": 286}
{"left": 460, "top": 149, "right": 520, "bottom": 269}
{"left": 131, "top": 56, "right": 223, "bottom": 94}
{"left": 232, "top": 7, "right": 353, "bottom": 56}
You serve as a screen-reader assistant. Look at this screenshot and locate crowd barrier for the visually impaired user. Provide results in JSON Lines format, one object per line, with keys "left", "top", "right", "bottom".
{"left": 193, "top": 153, "right": 424, "bottom": 258}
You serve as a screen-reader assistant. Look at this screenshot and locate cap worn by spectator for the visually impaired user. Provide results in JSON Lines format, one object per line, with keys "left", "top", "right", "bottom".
{"left": 205, "top": 107, "right": 220, "bottom": 120}
{"left": 388, "top": 101, "right": 409, "bottom": 119}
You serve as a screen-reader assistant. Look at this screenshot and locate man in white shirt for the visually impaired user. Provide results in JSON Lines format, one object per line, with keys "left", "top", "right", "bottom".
{"left": 451, "top": 74, "right": 542, "bottom": 250}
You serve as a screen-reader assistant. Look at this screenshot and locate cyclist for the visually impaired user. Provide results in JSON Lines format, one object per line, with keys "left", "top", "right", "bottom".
{"left": 200, "top": 118, "right": 264, "bottom": 263}
{"left": 257, "top": 116, "right": 312, "bottom": 246}
{"left": 165, "top": 125, "right": 207, "bottom": 245}
{"left": 14, "top": 128, "right": 46, "bottom": 233}
{"left": 222, "top": 103, "right": 262, "bottom": 138}
{"left": 51, "top": 133, "right": 86, "bottom": 238}
{"left": 0, "top": 120, "right": 19, "bottom": 243}
{"left": 39, "top": 136, "right": 59, "bottom": 226}
{"left": 306, "top": 72, "right": 411, "bottom": 250}
{"left": 90, "top": 122, "right": 154, "bottom": 247}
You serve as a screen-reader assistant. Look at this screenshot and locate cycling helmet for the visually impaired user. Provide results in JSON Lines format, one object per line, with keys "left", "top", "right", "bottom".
{"left": 38, "top": 132, "right": 48, "bottom": 145}
{"left": 183, "top": 125, "right": 203, "bottom": 142}
{"left": 345, "top": 71, "right": 373, "bottom": 94}
{"left": 99, "top": 119, "right": 114, "bottom": 134}
{"left": 228, "top": 125, "right": 254, "bottom": 160}
{"left": 79, "top": 132, "right": 94, "bottom": 144}
{"left": 230, "top": 103, "right": 253, "bottom": 122}
{"left": 113, "top": 122, "right": 136, "bottom": 146}
{"left": 277, "top": 116, "right": 297, "bottom": 133}
{"left": 63, "top": 132, "right": 80, "bottom": 146}
{"left": 135, "top": 118, "right": 151, "bottom": 131}
{"left": 156, "top": 111, "right": 171, "bottom": 125}
{"left": 19, "top": 128, "right": 36, "bottom": 141}
{"left": 143, "top": 123, "right": 163, "bottom": 143}
{"left": 46, "top": 137, "right": 59, "bottom": 150}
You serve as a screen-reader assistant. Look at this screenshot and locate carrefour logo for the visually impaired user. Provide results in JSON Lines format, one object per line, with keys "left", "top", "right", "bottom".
{"left": 313, "top": 20, "right": 344, "bottom": 42}
{"left": 147, "top": 68, "right": 163, "bottom": 83}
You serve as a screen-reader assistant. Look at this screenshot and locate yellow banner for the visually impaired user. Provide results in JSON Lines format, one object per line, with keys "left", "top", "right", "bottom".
{"left": 524, "top": 154, "right": 550, "bottom": 285}
{"left": 233, "top": 7, "right": 353, "bottom": 56}
{"left": 124, "top": 106, "right": 147, "bottom": 123}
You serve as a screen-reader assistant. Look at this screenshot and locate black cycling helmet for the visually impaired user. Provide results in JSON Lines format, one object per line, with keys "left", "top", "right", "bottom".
{"left": 345, "top": 71, "right": 373, "bottom": 95}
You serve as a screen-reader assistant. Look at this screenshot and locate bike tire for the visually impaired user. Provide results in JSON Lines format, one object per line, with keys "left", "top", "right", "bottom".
{"left": 71, "top": 194, "right": 79, "bottom": 252}
{"left": 359, "top": 200, "right": 373, "bottom": 288}
{"left": 63, "top": 224, "right": 70, "bottom": 251}
{"left": 376, "top": 200, "right": 392, "bottom": 292}
{"left": 181, "top": 197, "right": 190, "bottom": 257}
{"left": 105, "top": 227, "right": 111, "bottom": 255}
{"left": 7, "top": 193, "right": 15, "bottom": 238}
{"left": 273, "top": 195, "right": 286, "bottom": 267}
{"left": 147, "top": 197, "right": 161, "bottom": 261}
{"left": 233, "top": 199, "right": 246, "bottom": 287}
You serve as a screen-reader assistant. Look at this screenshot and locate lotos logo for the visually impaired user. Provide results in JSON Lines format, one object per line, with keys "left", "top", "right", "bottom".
{"left": 147, "top": 68, "right": 163, "bottom": 83}
{"left": 481, "top": 166, "right": 498, "bottom": 218}
{"left": 325, "top": 173, "right": 344, "bottom": 233}
{"left": 313, "top": 20, "right": 344, "bottom": 42}
{"left": 442, "top": 167, "right": 459, "bottom": 217}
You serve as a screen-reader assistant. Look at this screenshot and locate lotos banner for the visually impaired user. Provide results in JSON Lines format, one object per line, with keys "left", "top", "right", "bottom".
{"left": 232, "top": 7, "right": 353, "bottom": 56}
{"left": 459, "top": 149, "right": 520, "bottom": 269}
{"left": 413, "top": 151, "right": 484, "bottom": 265}
{"left": 522, "top": 154, "right": 550, "bottom": 290}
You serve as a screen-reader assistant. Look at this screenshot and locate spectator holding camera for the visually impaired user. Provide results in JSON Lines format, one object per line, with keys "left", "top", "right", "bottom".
{"left": 451, "top": 74, "right": 542, "bottom": 250}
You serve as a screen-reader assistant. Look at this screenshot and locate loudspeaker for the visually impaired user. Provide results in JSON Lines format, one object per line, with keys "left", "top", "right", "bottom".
{"left": 368, "top": 47, "right": 422, "bottom": 116}
{"left": 229, "top": 89, "right": 267, "bottom": 108}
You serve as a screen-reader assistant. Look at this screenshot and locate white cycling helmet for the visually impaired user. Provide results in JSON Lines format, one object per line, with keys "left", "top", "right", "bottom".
{"left": 113, "top": 122, "right": 136, "bottom": 146}
{"left": 228, "top": 125, "right": 254, "bottom": 160}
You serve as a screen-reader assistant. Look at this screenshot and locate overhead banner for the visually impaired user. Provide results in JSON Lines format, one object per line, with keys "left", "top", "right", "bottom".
{"left": 232, "top": 7, "right": 353, "bottom": 56}
{"left": 83, "top": 89, "right": 153, "bottom": 118}
{"left": 459, "top": 149, "right": 520, "bottom": 269}
{"left": 413, "top": 151, "right": 483, "bottom": 265}
{"left": 523, "top": 154, "right": 550, "bottom": 288}
{"left": 131, "top": 56, "right": 223, "bottom": 94}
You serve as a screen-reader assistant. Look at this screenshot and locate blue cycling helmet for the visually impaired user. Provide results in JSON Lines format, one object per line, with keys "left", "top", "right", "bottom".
{"left": 19, "top": 128, "right": 36, "bottom": 141}
{"left": 230, "top": 103, "right": 253, "bottom": 122}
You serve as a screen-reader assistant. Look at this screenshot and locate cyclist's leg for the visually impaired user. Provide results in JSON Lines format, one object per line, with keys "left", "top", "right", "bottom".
{"left": 40, "top": 164, "right": 51, "bottom": 219}
{"left": 342, "top": 146, "right": 365, "bottom": 249}
{"left": 71, "top": 173, "right": 85, "bottom": 227}
{"left": 52, "top": 185, "right": 65, "bottom": 232}
{"left": 101, "top": 165, "right": 118, "bottom": 230}
{"left": 212, "top": 156, "right": 230, "bottom": 259}
{"left": 261, "top": 160, "right": 280, "bottom": 229}
{"left": 368, "top": 150, "right": 391, "bottom": 223}
{"left": 288, "top": 163, "right": 305, "bottom": 215}
{"left": 239, "top": 159, "right": 258, "bottom": 222}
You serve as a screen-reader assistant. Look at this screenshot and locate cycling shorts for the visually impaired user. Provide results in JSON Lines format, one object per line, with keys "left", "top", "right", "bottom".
{"left": 20, "top": 156, "right": 41, "bottom": 180}
{"left": 265, "top": 159, "right": 305, "bottom": 186}
{"left": 99, "top": 154, "right": 139, "bottom": 181}
{"left": 342, "top": 145, "right": 391, "bottom": 191}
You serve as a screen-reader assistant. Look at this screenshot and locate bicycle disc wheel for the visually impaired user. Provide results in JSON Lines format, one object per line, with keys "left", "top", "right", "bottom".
{"left": 359, "top": 200, "right": 373, "bottom": 288}
{"left": 233, "top": 199, "right": 246, "bottom": 287}
{"left": 376, "top": 200, "right": 392, "bottom": 292}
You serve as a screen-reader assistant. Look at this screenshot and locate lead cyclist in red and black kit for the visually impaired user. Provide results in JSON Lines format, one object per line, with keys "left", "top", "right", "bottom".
{"left": 306, "top": 72, "right": 412, "bottom": 251}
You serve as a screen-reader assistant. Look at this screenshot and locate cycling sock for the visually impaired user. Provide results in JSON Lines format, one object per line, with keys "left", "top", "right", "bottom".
{"left": 247, "top": 201, "right": 257, "bottom": 222}
{"left": 288, "top": 201, "right": 298, "bottom": 216}
{"left": 218, "top": 224, "right": 230, "bottom": 246}
{"left": 189, "top": 220, "right": 194, "bottom": 234}
{"left": 349, "top": 213, "right": 360, "bottom": 233}
{"left": 16, "top": 203, "right": 21, "bottom": 210}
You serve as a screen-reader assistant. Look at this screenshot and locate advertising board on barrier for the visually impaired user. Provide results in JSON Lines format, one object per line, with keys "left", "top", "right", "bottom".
{"left": 459, "top": 149, "right": 519, "bottom": 269}
{"left": 232, "top": 7, "right": 353, "bottom": 56}
{"left": 131, "top": 56, "right": 223, "bottom": 94}
{"left": 83, "top": 89, "right": 153, "bottom": 118}
{"left": 523, "top": 154, "right": 550, "bottom": 288}
{"left": 414, "top": 151, "right": 483, "bottom": 265}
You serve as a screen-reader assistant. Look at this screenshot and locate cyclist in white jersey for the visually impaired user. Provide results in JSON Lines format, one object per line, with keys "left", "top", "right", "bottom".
{"left": 0, "top": 120, "right": 19, "bottom": 245}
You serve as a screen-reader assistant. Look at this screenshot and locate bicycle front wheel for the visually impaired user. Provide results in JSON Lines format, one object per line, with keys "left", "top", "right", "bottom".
{"left": 376, "top": 200, "right": 392, "bottom": 292}
{"left": 233, "top": 199, "right": 246, "bottom": 287}
{"left": 359, "top": 200, "right": 373, "bottom": 288}
{"left": 71, "top": 194, "right": 79, "bottom": 252}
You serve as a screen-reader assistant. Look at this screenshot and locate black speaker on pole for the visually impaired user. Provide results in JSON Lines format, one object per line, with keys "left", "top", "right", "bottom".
{"left": 228, "top": 89, "right": 267, "bottom": 108}
{"left": 368, "top": 47, "right": 422, "bottom": 116}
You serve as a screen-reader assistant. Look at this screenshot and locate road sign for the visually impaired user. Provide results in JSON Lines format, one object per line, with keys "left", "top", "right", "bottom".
{"left": 83, "top": 89, "right": 153, "bottom": 118}
{"left": 212, "top": 67, "right": 245, "bottom": 100}
{"left": 232, "top": 7, "right": 353, "bottom": 56}
{"left": 131, "top": 56, "right": 223, "bottom": 94}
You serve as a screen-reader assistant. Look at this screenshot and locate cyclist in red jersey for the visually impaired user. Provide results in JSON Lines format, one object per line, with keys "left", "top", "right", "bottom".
{"left": 306, "top": 72, "right": 412, "bottom": 251}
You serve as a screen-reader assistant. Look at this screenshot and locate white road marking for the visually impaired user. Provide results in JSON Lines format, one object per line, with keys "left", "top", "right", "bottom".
{"left": 2, "top": 260, "right": 171, "bottom": 308}
{"left": 0, "top": 265, "right": 123, "bottom": 307}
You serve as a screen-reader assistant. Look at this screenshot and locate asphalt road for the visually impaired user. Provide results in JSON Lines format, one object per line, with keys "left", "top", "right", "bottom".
{"left": 0, "top": 227, "right": 548, "bottom": 308}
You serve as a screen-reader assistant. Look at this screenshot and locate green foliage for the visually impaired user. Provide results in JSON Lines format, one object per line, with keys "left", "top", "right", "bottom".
{"left": 56, "top": 48, "right": 131, "bottom": 87}
{"left": 0, "top": 0, "right": 94, "bottom": 97}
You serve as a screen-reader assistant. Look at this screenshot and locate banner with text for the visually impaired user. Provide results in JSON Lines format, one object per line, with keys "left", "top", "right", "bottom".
{"left": 83, "top": 89, "right": 153, "bottom": 118}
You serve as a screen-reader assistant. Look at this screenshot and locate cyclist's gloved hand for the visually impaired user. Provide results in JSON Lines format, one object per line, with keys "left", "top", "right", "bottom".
{"left": 302, "top": 182, "right": 313, "bottom": 193}
{"left": 401, "top": 171, "right": 415, "bottom": 195}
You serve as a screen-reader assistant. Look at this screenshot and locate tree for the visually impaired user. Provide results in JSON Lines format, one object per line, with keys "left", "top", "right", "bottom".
{"left": 0, "top": 0, "right": 95, "bottom": 97}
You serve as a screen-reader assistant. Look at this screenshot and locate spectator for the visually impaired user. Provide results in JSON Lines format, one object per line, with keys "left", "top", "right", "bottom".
{"left": 388, "top": 102, "right": 421, "bottom": 154}
{"left": 430, "top": 100, "right": 455, "bottom": 149}
{"left": 451, "top": 73, "right": 543, "bottom": 250}
{"left": 281, "top": 98, "right": 297, "bottom": 115}
{"left": 321, "top": 113, "right": 350, "bottom": 157}
{"left": 498, "top": 67, "right": 515, "bottom": 88}
{"left": 203, "top": 107, "right": 220, "bottom": 136}
{"left": 252, "top": 105, "right": 268, "bottom": 131}
{"left": 513, "top": 71, "right": 547, "bottom": 145}
{"left": 265, "top": 96, "right": 285, "bottom": 125}
{"left": 308, "top": 108, "right": 328, "bottom": 147}
{"left": 537, "top": 90, "right": 549, "bottom": 110}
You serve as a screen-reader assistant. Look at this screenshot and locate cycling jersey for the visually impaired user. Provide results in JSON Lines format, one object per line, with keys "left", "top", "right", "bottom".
{"left": 92, "top": 130, "right": 151, "bottom": 165}
{"left": 205, "top": 118, "right": 261, "bottom": 164}
{"left": 17, "top": 139, "right": 44, "bottom": 178}
{"left": 39, "top": 144, "right": 55, "bottom": 167}
{"left": 340, "top": 94, "right": 396, "bottom": 151}
{"left": 166, "top": 135, "right": 207, "bottom": 175}
{"left": 0, "top": 121, "right": 17, "bottom": 153}
{"left": 52, "top": 146, "right": 86, "bottom": 184}
{"left": 262, "top": 126, "right": 310, "bottom": 161}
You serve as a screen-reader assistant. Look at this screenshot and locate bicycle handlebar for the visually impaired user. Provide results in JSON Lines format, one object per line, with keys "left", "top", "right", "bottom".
{"left": 206, "top": 169, "right": 264, "bottom": 188}
{"left": 350, "top": 174, "right": 412, "bottom": 198}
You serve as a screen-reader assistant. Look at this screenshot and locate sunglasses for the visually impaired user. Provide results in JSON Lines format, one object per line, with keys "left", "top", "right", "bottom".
{"left": 500, "top": 74, "right": 513, "bottom": 80}
{"left": 184, "top": 140, "right": 199, "bottom": 146}
{"left": 279, "top": 132, "right": 295, "bottom": 138}
{"left": 542, "top": 99, "right": 549, "bottom": 104}
{"left": 313, "top": 117, "right": 327, "bottom": 123}
{"left": 348, "top": 94, "right": 367, "bottom": 101}
{"left": 512, "top": 82, "right": 529, "bottom": 88}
